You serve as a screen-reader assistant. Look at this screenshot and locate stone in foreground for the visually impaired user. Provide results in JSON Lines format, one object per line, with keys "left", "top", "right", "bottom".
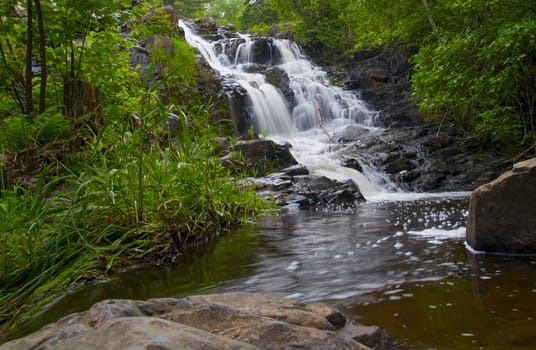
{"left": 1, "top": 293, "right": 378, "bottom": 350}
{"left": 467, "top": 158, "right": 536, "bottom": 254}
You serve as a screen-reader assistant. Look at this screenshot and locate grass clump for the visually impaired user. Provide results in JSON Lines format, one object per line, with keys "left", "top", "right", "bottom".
{"left": 0, "top": 100, "right": 272, "bottom": 337}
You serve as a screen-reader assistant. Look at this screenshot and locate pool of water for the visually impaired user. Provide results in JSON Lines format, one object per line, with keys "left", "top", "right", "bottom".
{"left": 8, "top": 197, "right": 536, "bottom": 349}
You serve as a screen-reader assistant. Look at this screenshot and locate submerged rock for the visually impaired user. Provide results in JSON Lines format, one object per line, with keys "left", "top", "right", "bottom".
{"left": 467, "top": 158, "right": 536, "bottom": 254}
{"left": 1, "top": 293, "right": 377, "bottom": 350}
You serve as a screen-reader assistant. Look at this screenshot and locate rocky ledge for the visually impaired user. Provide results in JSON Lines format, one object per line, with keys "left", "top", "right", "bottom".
{"left": 0, "top": 293, "right": 403, "bottom": 350}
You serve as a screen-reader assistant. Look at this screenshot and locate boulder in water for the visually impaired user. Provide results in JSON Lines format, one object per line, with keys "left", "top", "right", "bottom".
{"left": 466, "top": 158, "right": 536, "bottom": 254}
{"left": 265, "top": 67, "right": 293, "bottom": 100}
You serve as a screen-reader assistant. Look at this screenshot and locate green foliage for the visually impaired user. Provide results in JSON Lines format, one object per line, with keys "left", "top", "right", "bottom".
{"left": 0, "top": 112, "right": 71, "bottom": 151}
{"left": 151, "top": 37, "right": 197, "bottom": 87}
{"left": 131, "top": 2, "right": 178, "bottom": 39}
{"left": 412, "top": 1, "right": 536, "bottom": 151}
{"left": 0, "top": 1, "right": 274, "bottom": 338}
{"left": 174, "top": 0, "right": 207, "bottom": 18}
{"left": 241, "top": 0, "right": 536, "bottom": 151}
{"left": 203, "top": 0, "right": 245, "bottom": 28}
{"left": 0, "top": 100, "right": 271, "bottom": 336}
{"left": 242, "top": 0, "right": 279, "bottom": 30}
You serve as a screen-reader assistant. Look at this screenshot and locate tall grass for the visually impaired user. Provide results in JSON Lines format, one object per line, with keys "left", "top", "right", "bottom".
{"left": 0, "top": 101, "right": 271, "bottom": 337}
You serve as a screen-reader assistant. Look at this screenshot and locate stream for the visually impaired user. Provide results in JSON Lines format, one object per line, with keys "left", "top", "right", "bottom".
{"left": 8, "top": 21, "right": 536, "bottom": 350}
{"left": 15, "top": 199, "right": 536, "bottom": 349}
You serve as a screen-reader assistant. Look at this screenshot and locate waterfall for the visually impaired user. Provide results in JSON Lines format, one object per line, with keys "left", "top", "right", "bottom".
{"left": 179, "top": 21, "right": 398, "bottom": 199}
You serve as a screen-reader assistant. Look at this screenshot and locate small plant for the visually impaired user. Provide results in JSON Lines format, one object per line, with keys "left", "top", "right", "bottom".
{"left": 247, "top": 125, "right": 257, "bottom": 139}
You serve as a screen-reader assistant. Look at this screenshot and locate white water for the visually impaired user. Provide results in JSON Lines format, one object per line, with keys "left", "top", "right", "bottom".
{"left": 179, "top": 21, "right": 468, "bottom": 202}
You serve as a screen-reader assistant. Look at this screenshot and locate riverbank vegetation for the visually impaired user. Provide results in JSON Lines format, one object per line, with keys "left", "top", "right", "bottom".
{"left": 0, "top": 0, "right": 270, "bottom": 337}
{"left": 201, "top": 0, "right": 536, "bottom": 156}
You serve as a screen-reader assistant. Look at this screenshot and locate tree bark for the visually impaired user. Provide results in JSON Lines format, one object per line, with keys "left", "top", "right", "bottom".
{"left": 35, "top": 0, "right": 47, "bottom": 114}
{"left": 64, "top": 78, "right": 103, "bottom": 132}
{"left": 25, "top": 0, "right": 34, "bottom": 115}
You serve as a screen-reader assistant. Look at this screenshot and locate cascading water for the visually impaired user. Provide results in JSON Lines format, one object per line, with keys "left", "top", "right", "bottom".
{"left": 179, "top": 21, "right": 393, "bottom": 199}
{"left": 179, "top": 21, "right": 466, "bottom": 201}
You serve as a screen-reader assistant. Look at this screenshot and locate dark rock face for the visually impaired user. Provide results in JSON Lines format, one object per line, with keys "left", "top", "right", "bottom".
{"left": 0, "top": 293, "right": 378, "bottom": 350}
{"left": 254, "top": 167, "right": 365, "bottom": 210}
{"left": 334, "top": 125, "right": 508, "bottom": 192}
{"left": 221, "top": 139, "right": 298, "bottom": 177}
{"left": 467, "top": 158, "right": 536, "bottom": 254}
{"left": 249, "top": 37, "right": 274, "bottom": 65}
{"left": 265, "top": 67, "right": 293, "bottom": 101}
{"left": 333, "top": 45, "right": 421, "bottom": 128}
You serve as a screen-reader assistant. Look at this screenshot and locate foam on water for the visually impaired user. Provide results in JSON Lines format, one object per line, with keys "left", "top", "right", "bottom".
{"left": 408, "top": 227, "right": 466, "bottom": 240}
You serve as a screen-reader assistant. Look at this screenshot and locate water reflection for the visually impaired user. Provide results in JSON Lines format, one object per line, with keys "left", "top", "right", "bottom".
{"left": 8, "top": 197, "right": 536, "bottom": 349}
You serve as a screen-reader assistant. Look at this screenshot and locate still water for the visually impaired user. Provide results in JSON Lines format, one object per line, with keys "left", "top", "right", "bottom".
{"left": 14, "top": 197, "right": 536, "bottom": 349}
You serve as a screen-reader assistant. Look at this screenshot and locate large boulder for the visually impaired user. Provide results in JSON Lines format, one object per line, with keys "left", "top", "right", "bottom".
{"left": 0, "top": 293, "right": 373, "bottom": 350}
{"left": 466, "top": 158, "right": 536, "bottom": 254}
{"left": 221, "top": 139, "right": 298, "bottom": 177}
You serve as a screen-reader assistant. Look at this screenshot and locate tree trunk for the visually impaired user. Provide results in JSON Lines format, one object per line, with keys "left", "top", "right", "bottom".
{"left": 35, "top": 0, "right": 47, "bottom": 114}
{"left": 25, "top": 0, "right": 34, "bottom": 115}
{"left": 64, "top": 79, "right": 103, "bottom": 132}
{"left": 0, "top": 40, "right": 25, "bottom": 113}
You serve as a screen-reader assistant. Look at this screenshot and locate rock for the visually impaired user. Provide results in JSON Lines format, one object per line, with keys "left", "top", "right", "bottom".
{"left": 260, "top": 175, "right": 366, "bottom": 209}
{"left": 466, "top": 158, "right": 536, "bottom": 254}
{"left": 191, "top": 17, "right": 218, "bottom": 35}
{"left": 129, "top": 46, "right": 161, "bottom": 85}
{"left": 334, "top": 125, "right": 370, "bottom": 143}
{"left": 248, "top": 38, "right": 274, "bottom": 65}
{"left": 339, "top": 322, "right": 405, "bottom": 350}
{"left": 265, "top": 67, "right": 293, "bottom": 100}
{"left": 142, "top": 35, "right": 173, "bottom": 54}
{"left": 0, "top": 293, "right": 374, "bottom": 350}
{"left": 337, "top": 125, "right": 508, "bottom": 192}
{"left": 320, "top": 44, "right": 422, "bottom": 128}
{"left": 221, "top": 139, "right": 298, "bottom": 177}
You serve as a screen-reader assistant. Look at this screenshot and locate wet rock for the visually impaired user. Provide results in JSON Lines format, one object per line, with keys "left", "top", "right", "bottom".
{"left": 384, "top": 157, "right": 414, "bottom": 174}
{"left": 342, "top": 157, "right": 363, "bottom": 173}
{"left": 223, "top": 38, "right": 246, "bottom": 59}
{"left": 265, "top": 67, "right": 293, "bottom": 100}
{"left": 0, "top": 293, "right": 374, "bottom": 350}
{"left": 263, "top": 175, "right": 365, "bottom": 209}
{"left": 334, "top": 125, "right": 370, "bottom": 143}
{"left": 322, "top": 44, "right": 421, "bottom": 128}
{"left": 467, "top": 158, "right": 536, "bottom": 254}
{"left": 340, "top": 322, "right": 406, "bottom": 350}
{"left": 249, "top": 37, "right": 274, "bottom": 65}
{"left": 338, "top": 125, "right": 508, "bottom": 192}
{"left": 281, "top": 164, "right": 309, "bottom": 177}
{"left": 221, "top": 139, "right": 298, "bottom": 177}
{"left": 222, "top": 83, "right": 252, "bottom": 135}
